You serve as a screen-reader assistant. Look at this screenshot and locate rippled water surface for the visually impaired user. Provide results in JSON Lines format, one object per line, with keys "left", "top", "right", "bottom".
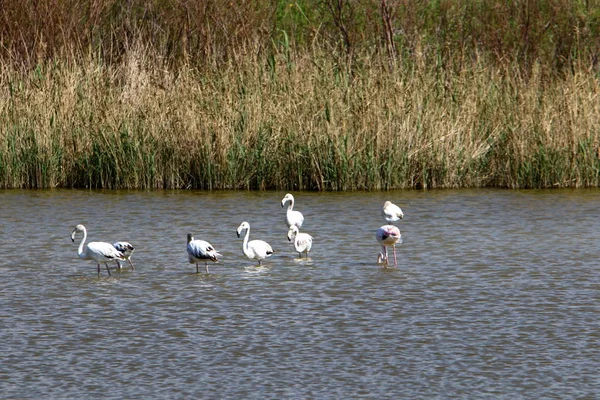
{"left": 1, "top": 189, "right": 600, "bottom": 399}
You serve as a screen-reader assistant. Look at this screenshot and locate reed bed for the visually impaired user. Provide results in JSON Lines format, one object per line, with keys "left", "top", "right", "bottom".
{"left": 0, "top": 1, "right": 599, "bottom": 190}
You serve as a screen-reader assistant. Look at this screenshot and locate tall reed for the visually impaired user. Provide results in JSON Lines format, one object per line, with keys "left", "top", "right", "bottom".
{"left": 0, "top": 1, "right": 598, "bottom": 189}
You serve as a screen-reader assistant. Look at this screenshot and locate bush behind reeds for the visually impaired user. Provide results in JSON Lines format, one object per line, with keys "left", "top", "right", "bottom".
{"left": 2, "top": 0, "right": 599, "bottom": 74}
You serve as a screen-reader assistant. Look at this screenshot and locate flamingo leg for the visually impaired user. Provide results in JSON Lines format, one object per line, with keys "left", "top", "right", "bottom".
{"left": 105, "top": 263, "right": 111, "bottom": 276}
{"left": 392, "top": 245, "right": 398, "bottom": 267}
{"left": 205, "top": 261, "right": 210, "bottom": 274}
{"left": 97, "top": 264, "right": 101, "bottom": 276}
{"left": 382, "top": 246, "right": 389, "bottom": 266}
{"left": 196, "top": 263, "right": 200, "bottom": 274}
{"left": 128, "top": 259, "right": 135, "bottom": 270}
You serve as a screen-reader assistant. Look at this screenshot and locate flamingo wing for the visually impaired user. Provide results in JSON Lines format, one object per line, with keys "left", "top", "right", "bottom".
{"left": 249, "top": 240, "right": 273, "bottom": 260}
{"left": 296, "top": 233, "right": 313, "bottom": 252}
{"left": 88, "top": 241, "right": 125, "bottom": 261}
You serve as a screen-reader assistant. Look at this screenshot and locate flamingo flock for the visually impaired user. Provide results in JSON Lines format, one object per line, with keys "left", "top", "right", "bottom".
{"left": 71, "top": 194, "right": 405, "bottom": 275}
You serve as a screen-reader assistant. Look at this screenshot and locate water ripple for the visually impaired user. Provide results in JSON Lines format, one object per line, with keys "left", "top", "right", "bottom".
{"left": 1, "top": 189, "right": 600, "bottom": 398}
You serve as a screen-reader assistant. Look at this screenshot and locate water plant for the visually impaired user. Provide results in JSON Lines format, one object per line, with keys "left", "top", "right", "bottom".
{"left": 0, "top": 1, "right": 598, "bottom": 189}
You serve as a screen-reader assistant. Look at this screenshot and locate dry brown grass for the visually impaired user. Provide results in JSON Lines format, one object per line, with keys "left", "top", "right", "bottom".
{"left": 0, "top": 40, "right": 598, "bottom": 189}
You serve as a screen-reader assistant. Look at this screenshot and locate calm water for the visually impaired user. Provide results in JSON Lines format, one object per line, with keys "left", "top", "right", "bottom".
{"left": 1, "top": 189, "right": 599, "bottom": 399}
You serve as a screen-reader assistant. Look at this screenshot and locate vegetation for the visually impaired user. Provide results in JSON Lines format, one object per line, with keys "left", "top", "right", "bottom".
{"left": 0, "top": 0, "right": 599, "bottom": 190}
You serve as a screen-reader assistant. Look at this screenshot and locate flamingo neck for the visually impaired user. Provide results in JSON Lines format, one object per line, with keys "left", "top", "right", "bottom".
{"left": 242, "top": 227, "right": 252, "bottom": 258}
{"left": 287, "top": 199, "right": 294, "bottom": 211}
{"left": 77, "top": 228, "right": 88, "bottom": 259}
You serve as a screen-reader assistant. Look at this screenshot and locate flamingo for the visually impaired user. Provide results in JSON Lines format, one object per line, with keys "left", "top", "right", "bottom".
{"left": 187, "top": 233, "right": 222, "bottom": 274}
{"left": 281, "top": 193, "right": 304, "bottom": 229}
{"left": 70, "top": 224, "right": 126, "bottom": 276}
{"left": 236, "top": 221, "right": 273, "bottom": 265}
{"left": 113, "top": 242, "right": 135, "bottom": 270}
{"left": 376, "top": 225, "right": 402, "bottom": 267}
{"left": 287, "top": 225, "right": 313, "bottom": 258}
{"left": 381, "top": 201, "right": 404, "bottom": 224}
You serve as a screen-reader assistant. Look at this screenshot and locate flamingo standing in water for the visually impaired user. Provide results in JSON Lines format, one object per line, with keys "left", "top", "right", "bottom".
{"left": 281, "top": 193, "right": 304, "bottom": 229}
{"left": 187, "top": 233, "right": 222, "bottom": 274}
{"left": 287, "top": 225, "right": 313, "bottom": 258}
{"left": 113, "top": 242, "right": 135, "bottom": 270}
{"left": 381, "top": 201, "right": 404, "bottom": 224}
{"left": 376, "top": 225, "right": 402, "bottom": 267}
{"left": 236, "top": 221, "right": 273, "bottom": 265}
{"left": 70, "top": 224, "right": 126, "bottom": 276}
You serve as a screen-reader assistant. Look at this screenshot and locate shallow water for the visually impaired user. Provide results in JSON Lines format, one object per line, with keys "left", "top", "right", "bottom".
{"left": 1, "top": 189, "right": 600, "bottom": 398}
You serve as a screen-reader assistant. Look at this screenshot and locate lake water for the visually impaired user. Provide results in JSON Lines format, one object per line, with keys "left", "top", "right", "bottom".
{"left": 1, "top": 189, "right": 599, "bottom": 399}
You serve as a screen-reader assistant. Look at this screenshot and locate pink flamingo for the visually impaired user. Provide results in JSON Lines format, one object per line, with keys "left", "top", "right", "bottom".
{"left": 376, "top": 225, "right": 402, "bottom": 267}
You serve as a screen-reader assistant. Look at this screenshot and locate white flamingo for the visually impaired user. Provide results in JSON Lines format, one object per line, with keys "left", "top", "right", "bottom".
{"left": 381, "top": 201, "right": 404, "bottom": 224}
{"left": 236, "top": 221, "right": 273, "bottom": 265}
{"left": 376, "top": 225, "right": 402, "bottom": 267}
{"left": 113, "top": 242, "right": 135, "bottom": 270}
{"left": 287, "top": 225, "right": 313, "bottom": 258}
{"left": 70, "top": 224, "right": 126, "bottom": 276}
{"left": 187, "top": 233, "right": 222, "bottom": 274}
{"left": 281, "top": 193, "right": 304, "bottom": 229}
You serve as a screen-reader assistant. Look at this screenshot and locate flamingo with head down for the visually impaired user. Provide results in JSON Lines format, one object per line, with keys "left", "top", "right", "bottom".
{"left": 187, "top": 233, "right": 221, "bottom": 274}
{"left": 287, "top": 225, "right": 313, "bottom": 258}
{"left": 113, "top": 241, "right": 135, "bottom": 270}
{"left": 376, "top": 225, "right": 402, "bottom": 267}
{"left": 381, "top": 201, "right": 404, "bottom": 224}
